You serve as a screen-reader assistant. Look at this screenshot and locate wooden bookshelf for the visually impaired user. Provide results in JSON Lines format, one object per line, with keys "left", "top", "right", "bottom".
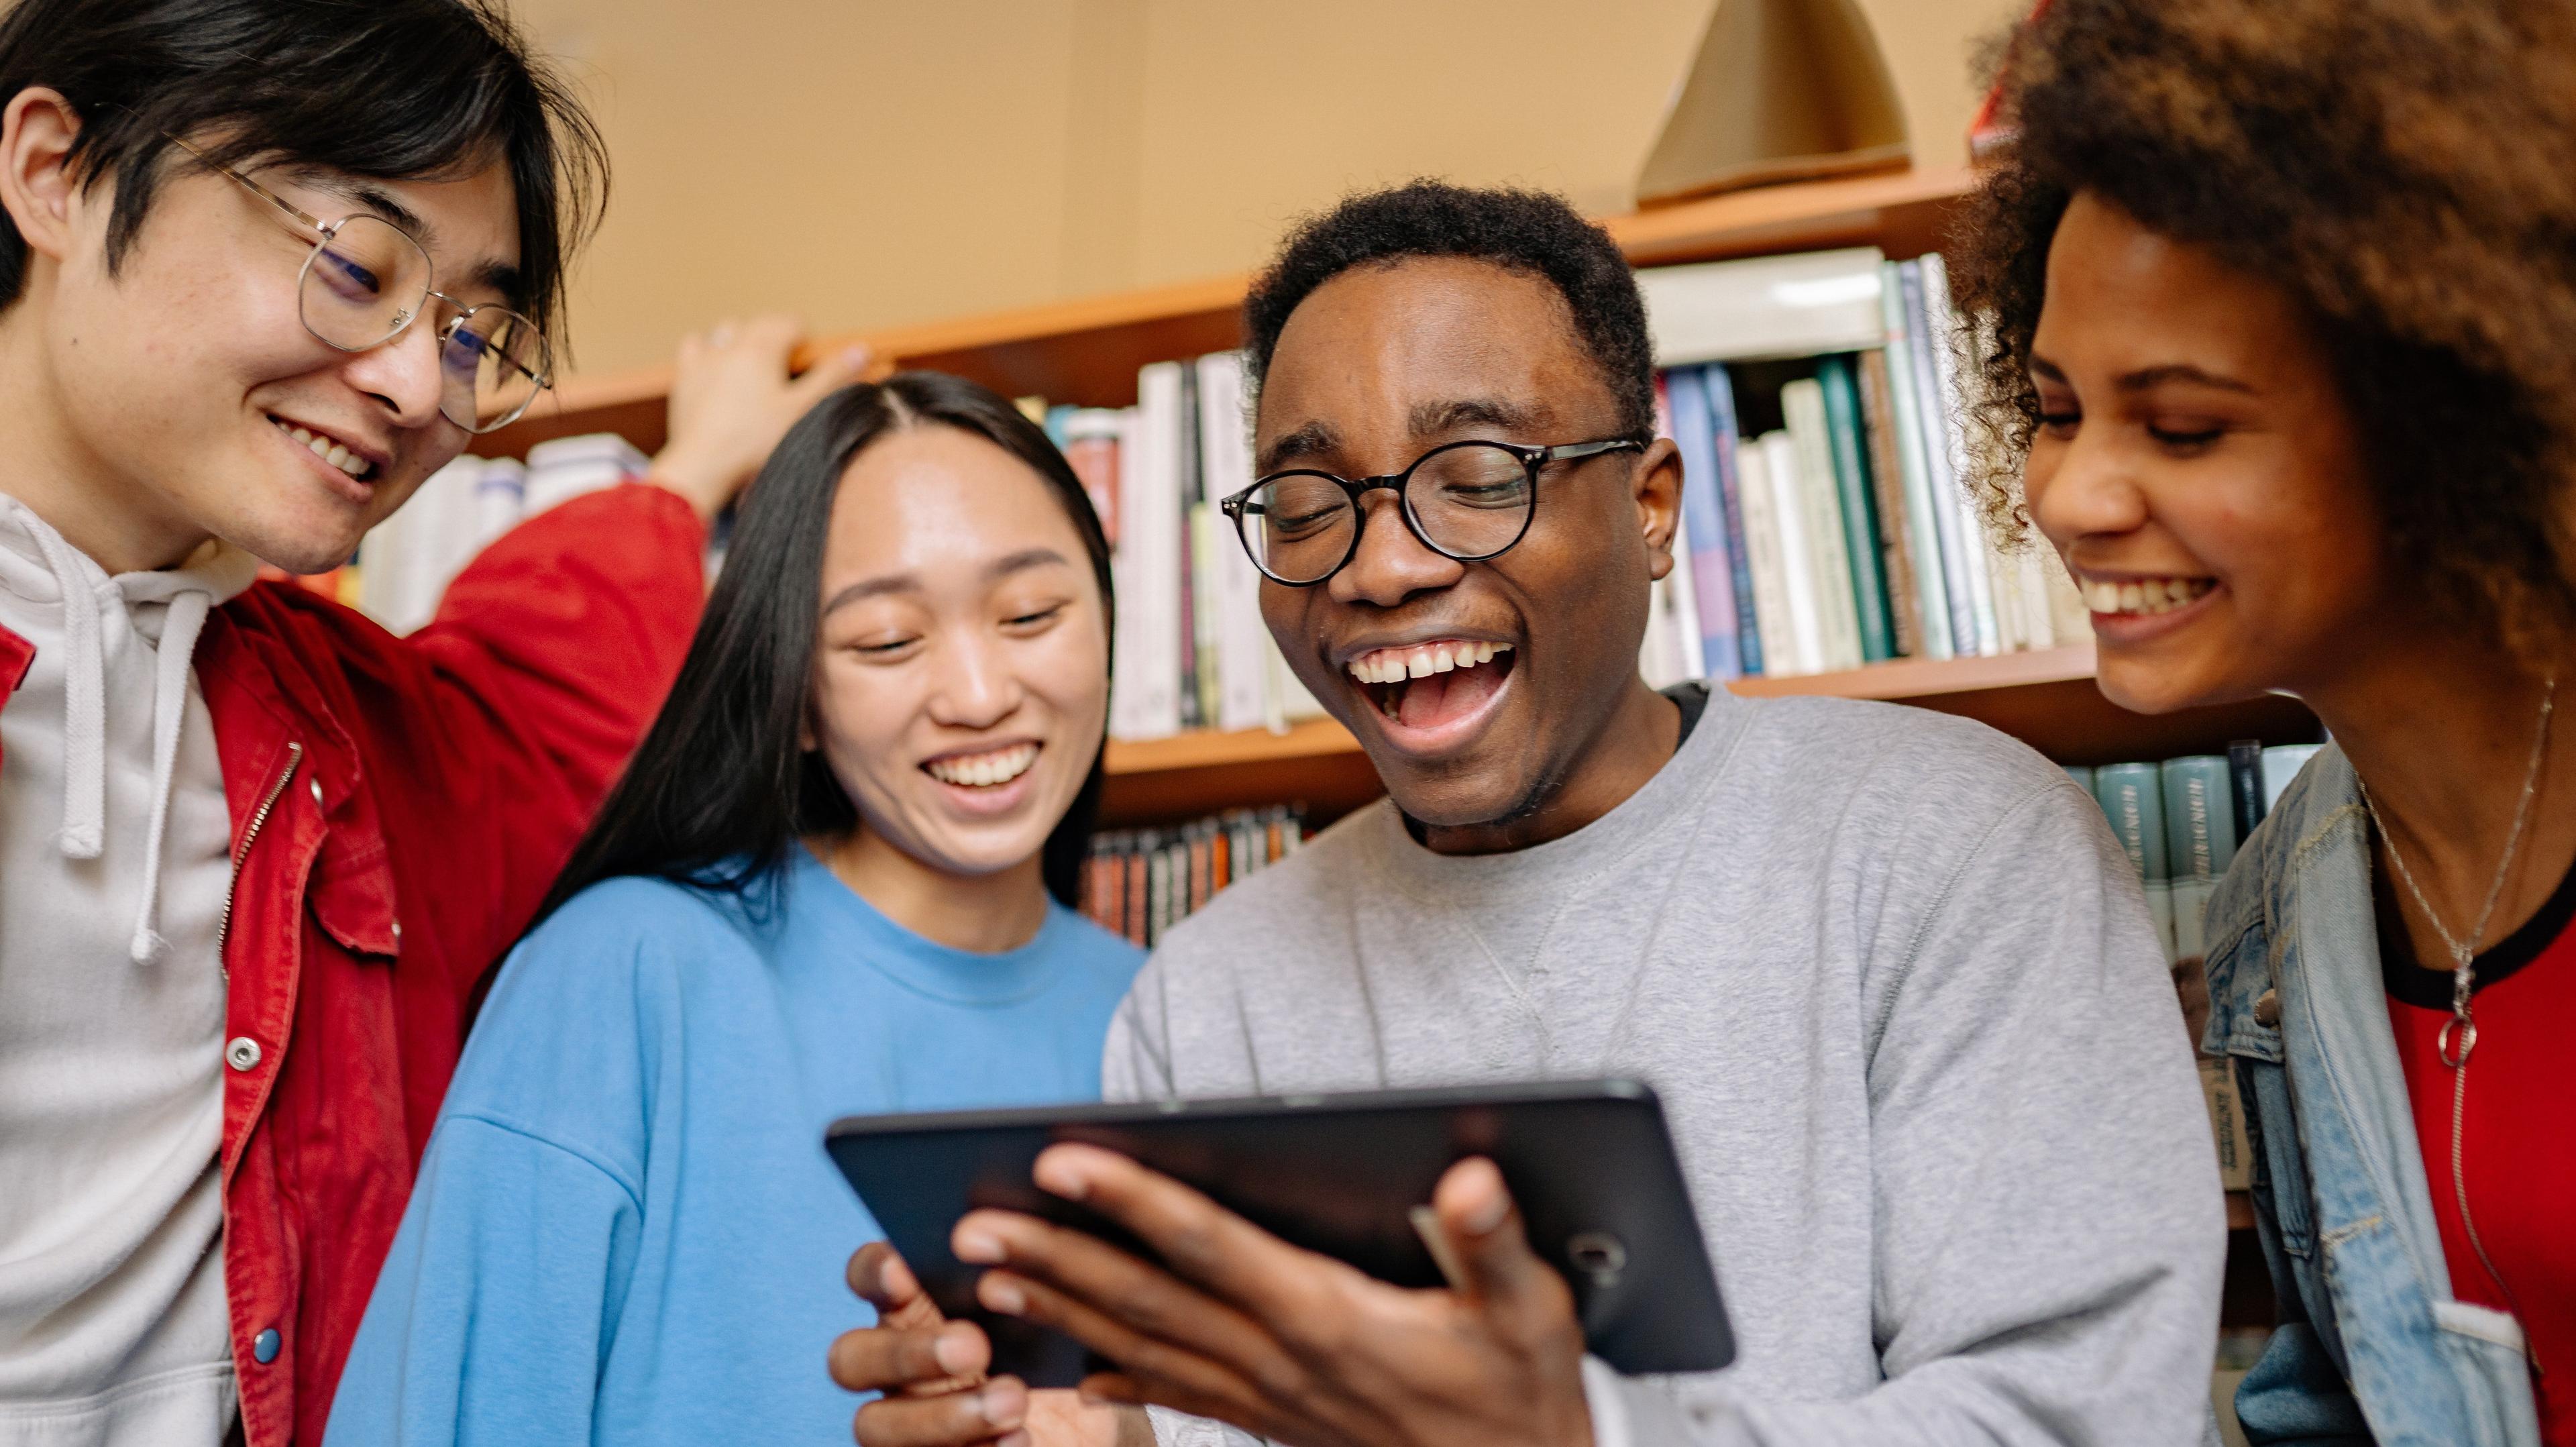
{"left": 484, "top": 165, "right": 1979, "bottom": 463}
{"left": 482, "top": 162, "right": 2318, "bottom": 826}
{"left": 1097, "top": 645, "right": 2319, "bottom": 826}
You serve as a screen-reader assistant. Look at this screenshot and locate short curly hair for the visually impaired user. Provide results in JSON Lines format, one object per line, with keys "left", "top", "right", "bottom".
{"left": 1243, "top": 180, "right": 1658, "bottom": 443}
{"left": 1949, "top": 0, "right": 2576, "bottom": 640}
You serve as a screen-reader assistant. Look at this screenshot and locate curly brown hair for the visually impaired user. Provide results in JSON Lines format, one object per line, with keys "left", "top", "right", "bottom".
{"left": 1949, "top": 0, "right": 2576, "bottom": 641}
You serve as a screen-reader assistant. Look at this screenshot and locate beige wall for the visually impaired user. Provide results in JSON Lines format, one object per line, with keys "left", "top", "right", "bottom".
{"left": 517, "top": 0, "right": 2023, "bottom": 376}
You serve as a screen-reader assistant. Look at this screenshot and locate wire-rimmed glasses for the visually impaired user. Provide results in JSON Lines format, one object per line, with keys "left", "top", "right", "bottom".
{"left": 168, "top": 135, "right": 551, "bottom": 433}
{"left": 1220, "top": 437, "right": 1646, "bottom": 586}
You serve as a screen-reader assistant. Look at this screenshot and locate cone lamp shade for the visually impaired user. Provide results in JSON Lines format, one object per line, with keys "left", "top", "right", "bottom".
{"left": 1635, "top": 0, "right": 1911, "bottom": 207}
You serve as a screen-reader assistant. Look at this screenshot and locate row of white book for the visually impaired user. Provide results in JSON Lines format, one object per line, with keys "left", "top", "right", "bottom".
{"left": 357, "top": 433, "right": 650, "bottom": 634}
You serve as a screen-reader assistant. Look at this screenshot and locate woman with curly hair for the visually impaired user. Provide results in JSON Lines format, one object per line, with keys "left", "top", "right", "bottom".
{"left": 1951, "top": 2, "right": 2576, "bottom": 1442}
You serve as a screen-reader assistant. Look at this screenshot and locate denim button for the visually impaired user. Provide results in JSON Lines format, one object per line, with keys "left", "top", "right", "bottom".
{"left": 253, "top": 1328, "right": 280, "bottom": 1364}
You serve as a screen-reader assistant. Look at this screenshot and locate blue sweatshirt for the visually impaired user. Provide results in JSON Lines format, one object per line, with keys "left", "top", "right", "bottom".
{"left": 325, "top": 848, "right": 1144, "bottom": 1446}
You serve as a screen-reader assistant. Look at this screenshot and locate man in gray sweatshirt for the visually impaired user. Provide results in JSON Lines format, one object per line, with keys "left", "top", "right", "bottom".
{"left": 833, "top": 182, "right": 2224, "bottom": 1447}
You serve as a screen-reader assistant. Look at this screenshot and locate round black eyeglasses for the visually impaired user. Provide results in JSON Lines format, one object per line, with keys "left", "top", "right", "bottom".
{"left": 1219, "top": 437, "right": 1646, "bottom": 587}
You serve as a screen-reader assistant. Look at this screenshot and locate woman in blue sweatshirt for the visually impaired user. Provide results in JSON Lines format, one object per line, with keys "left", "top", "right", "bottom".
{"left": 326, "top": 373, "right": 1143, "bottom": 1445}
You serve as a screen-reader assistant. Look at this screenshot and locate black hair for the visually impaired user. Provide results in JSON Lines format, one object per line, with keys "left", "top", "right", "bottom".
{"left": 1242, "top": 180, "right": 1657, "bottom": 442}
{"left": 537, "top": 372, "right": 1116, "bottom": 928}
{"left": 0, "top": 0, "right": 606, "bottom": 343}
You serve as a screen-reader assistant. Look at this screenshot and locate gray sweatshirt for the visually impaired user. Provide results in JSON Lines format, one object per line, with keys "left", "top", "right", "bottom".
{"left": 1106, "top": 688, "right": 2225, "bottom": 1446}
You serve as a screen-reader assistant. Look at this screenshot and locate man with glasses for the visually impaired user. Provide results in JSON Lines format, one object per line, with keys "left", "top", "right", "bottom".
{"left": 0, "top": 3, "right": 861, "bottom": 1444}
{"left": 833, "top": 183, "right": 2226, "bottom": 1446}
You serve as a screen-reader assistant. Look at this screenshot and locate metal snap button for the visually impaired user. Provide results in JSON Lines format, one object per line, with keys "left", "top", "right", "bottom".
{"left": 225, "top": 1036, "right": 262, "bottom": 1071}
{"left": 253, "top": 1327, "right": 280, "bottom": 1364}
{"left": 308, "top": 775, "right": 324, "bottom": 808}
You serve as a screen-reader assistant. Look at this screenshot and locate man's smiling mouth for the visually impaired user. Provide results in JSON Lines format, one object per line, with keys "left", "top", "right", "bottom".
{"left": 1344, "top": 640, "right": 1515, "bottom": 727}
{"left": 270, "top": 416, "right": 380, "bottom": 480}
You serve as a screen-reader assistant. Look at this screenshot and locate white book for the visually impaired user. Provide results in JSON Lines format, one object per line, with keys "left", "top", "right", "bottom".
{"left": 2041, "top": 547, "right": 2091, "bottom": 642}
{"left": 1732, "top": 439, "right": 1801, "bottom": 677}
{"left": 1262, "top": 637, "right": 1329, "bottom": 731}
{"left": 1919, "top": 254, "right": 2002, "bottom": 656}
{"left": 1984, "top": 542, "right": 2027, "bottom": 653}
{"left": 1110, "top": 366, "right": 1185, "bottom": 741}
{"left": 1758, "top": 431, "right": 1827, "bottom": 676}
{"left": 1639, "top": 247, "right": 1888, "bottom": 366}
{"left": 1196, "top": 354, "right": 1272, "bottom": 733}
{"left": 521, "top": 431, "right": 649, "bottom": 517}
{"left": 473, "top": 458, "right": 527, "bottom": 547}
{"left": 2015, "top": 544, "right": 2057, "bottom": 650}
{"left": 1639, "top": 569, "right": 1693, "bottom": 689}
{"left": 1664, "top": 496, "right": 1707, "bottom": 681}
{"left": 1780, "top": 380, "right": 1864, "bottom": 672}
{"left": 360, "top": 454, "right": 490, "bottom": 635}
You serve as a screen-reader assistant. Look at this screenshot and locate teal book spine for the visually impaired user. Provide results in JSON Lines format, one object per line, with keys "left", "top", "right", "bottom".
{"left": 1817, "top": 356, "right": 1896, "bottom": 662}
{"left": 2094, "top": 761, "right": 2176, "bottom": 961}
{"left": 2061, "top": 763, "right": 2096, "bottom": 794}
{"left": 2159, "top": 756, "right": 2237, "bottom": 959}
{"left": 2261, "top": 743, "right": 2324, "bottom": 813}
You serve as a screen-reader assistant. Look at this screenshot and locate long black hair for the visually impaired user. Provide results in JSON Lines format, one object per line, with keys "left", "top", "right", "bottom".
{"left": 537, "top": 371, "right": 1116, "bottom": 928}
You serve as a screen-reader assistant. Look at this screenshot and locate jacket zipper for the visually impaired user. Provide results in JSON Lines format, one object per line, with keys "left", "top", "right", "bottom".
{"left": 215, "top": 741, "right": 303, "bottom": 987}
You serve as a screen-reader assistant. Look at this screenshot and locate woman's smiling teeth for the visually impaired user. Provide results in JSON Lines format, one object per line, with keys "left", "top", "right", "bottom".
{"left": 2082, "top": 576, "right": 2214, "bottom": 617}
{"left": 1345, "top": 640, "right": 1510, "bottom": 685}
{"left": 924, "top": 743, "right": 1039, "bottom": 788}
{"left": 272, "top": 417, "right": 377, "bottom": 480}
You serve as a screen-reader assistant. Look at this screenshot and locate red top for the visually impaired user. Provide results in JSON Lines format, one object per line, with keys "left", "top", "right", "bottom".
{"left": 0, "top": 483, "right": 706, "bottom": 1446}
{"left": 2384, "top": 858, "right": 2576, "bottom": 1447}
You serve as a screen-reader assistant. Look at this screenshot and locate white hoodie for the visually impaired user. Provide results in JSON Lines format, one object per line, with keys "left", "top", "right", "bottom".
{"left": 0, "top": 495, "right": 260, "bottom": 1445}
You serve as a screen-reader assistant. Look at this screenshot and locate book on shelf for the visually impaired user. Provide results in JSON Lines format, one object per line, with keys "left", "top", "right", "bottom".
{"left": 2261, "top": 743, "right": 2324, "bottom": 813}
{"left": 1640, "top": 247, "right": 2083, "bottom": 684}
{"left": 1031, "top": 354, "right": 1334, "bottom": 745}
{"left": 2080, "top": 747, "right": 2267, "bottom": 1192}
{"left": 355, "top": 433, "right": 641, "bottom": 635}
{"left": 1083, "top": 804, "right": 1307, "bottom": 947}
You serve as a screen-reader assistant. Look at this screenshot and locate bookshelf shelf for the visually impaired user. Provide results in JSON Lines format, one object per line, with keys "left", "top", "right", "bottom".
{"left": 1093, "top": 646, "right": 2320, "bottom": 826}
{"left": 477, "top": 162, "right": 2318, "bottom": 826}
{"left": 484, "top": 166, "right": 1980, "bottom": 463}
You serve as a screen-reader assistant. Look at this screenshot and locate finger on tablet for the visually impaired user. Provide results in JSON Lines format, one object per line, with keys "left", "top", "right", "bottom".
{"left": 828, "top": 1318, "right": 989, "bottom": 1395}
{"left": 850, "top": 1374, "right": 1028, "bottom": 1447}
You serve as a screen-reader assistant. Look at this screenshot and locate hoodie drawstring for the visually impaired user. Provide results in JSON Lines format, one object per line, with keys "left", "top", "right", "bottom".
{"left": 130, "top": 589, "right": 215, "bottom": 962}
{"left": 23, "top": 519, "right": 105, "bottom": 861}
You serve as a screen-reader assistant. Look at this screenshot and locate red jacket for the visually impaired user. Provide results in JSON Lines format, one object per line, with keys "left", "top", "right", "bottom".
{"left": 0, "top": 483, "right": 706, "bottom": 1447}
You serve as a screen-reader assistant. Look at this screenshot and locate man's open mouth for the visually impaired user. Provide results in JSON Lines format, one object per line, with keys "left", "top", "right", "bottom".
{"left": 1344, "top": 640, "right": 1516, "bottom": 730}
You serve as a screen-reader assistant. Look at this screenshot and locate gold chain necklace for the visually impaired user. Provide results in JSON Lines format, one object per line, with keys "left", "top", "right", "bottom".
{"left": 2355, "top": 674, "right": 2554, "bottom": 1337}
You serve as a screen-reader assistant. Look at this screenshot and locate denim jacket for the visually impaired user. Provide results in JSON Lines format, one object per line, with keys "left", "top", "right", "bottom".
{"left": 2200, "top": 744, "right": 2544, "bottom": 1446}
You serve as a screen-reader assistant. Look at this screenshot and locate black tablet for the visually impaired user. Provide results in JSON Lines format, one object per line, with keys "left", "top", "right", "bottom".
{"left": 823, "top": 1077, "right": 1731, "bottom": 1388}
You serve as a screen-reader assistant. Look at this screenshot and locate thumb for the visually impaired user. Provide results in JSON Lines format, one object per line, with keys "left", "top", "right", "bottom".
{"left": 791, "top": 343, "right": 874, "bottom": 407}
{"left": 848, "top": 1240, "right": 946, "bottom": 1330}
{"left": 1434, "top": 1158, "right": 1557, "bottom": 1307}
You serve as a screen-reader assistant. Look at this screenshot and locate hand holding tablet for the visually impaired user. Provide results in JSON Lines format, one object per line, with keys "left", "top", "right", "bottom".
{"left": 826, "top": 1081, "right": 1730, "bottom": 1447}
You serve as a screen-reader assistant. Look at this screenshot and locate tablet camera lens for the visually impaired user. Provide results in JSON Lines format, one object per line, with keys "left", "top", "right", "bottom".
{"left": 1567, "top": 1231, "right": 1627, "bottom": 1289}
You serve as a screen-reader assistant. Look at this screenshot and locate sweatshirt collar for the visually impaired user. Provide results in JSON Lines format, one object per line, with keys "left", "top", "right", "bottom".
{"left": 0, "top": 497, "right": 260, "bottom": 961}
{"left": 1363, "top": 683, "right": 1750, "bottom": 898}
